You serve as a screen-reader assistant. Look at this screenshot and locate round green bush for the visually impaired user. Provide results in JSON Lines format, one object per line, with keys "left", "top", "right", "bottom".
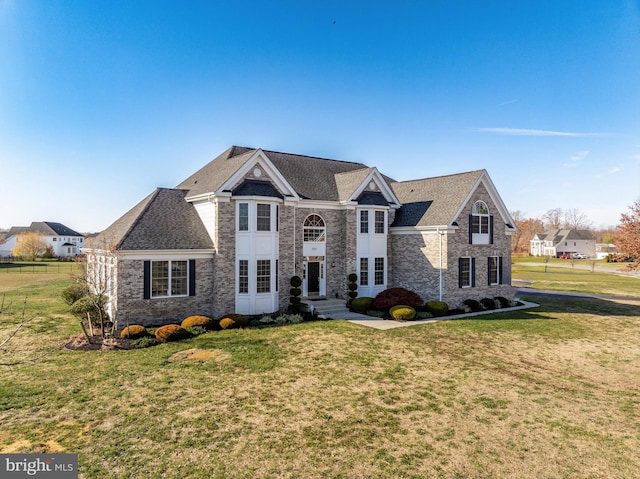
{"left": 348, "top": 273, "right": 358, "bottom": 283}
{"left": 351, "top": 297, "right": 374, "bottom": 313}
{"left": 289, "top": 287, "right": 302, "bottom": 297}
{"left": 425, "top": 300, "right": 449, "bottom": 317}
{"left": 61, "top": 283, "right": 88, "bottom": 306}
{"left": 120, "top": 325, "right": 149, "bottom": 339}
{"left": 290, "top": 275, "right": 302, "bottom": 287}
{"left": 154, "top": 324, "right": 191, "bottom": 342}
{"left": 389, "top": 305, "right": 416, "bottom": 320}
{"left": 181, "top": 315, "right": 214, "bottom": 329}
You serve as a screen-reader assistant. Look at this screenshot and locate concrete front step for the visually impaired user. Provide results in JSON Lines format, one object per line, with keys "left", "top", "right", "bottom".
{"left": 304, "top": 298, "right": 373, "bottom": 320}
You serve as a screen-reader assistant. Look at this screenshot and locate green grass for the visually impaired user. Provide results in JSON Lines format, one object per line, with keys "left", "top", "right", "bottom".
{"left": 1, "top": 272, "right": 639, "bottom": 478}
{"left": 513, "top": 261, "right": 640, "bottom": 297}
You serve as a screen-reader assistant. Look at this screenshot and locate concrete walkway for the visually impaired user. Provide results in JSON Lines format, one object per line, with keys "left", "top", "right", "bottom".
{"left": 307, "top": 297, "right": 540, "bottom": 330}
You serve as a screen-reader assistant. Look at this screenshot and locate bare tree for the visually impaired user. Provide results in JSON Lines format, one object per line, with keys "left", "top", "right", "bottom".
{"left": 542, "top": 208, "right": 564, "bottom": 230}
{"left": 0, "top": 295, "right": 56, "bottom": 366}
{"left": 510, "top": 210, "right": 544, "bottom": 254}
{"left": 563, "top": 208, "right": 592, "bottom": 229}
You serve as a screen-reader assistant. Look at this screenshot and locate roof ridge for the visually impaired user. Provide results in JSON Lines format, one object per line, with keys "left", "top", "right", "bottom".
{"left": 115, "top": 189, "right": 162, "bottom": 248}
{"left": 261, "top": 148, "right": 367, "bottom": 167}
{"left": 392, "top": 169, "right": 485, "bottom": 185}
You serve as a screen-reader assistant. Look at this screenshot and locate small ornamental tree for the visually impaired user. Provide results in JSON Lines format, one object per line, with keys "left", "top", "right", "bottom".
{"left": 289, "top": 275, "right": 303, "bottom": 313}
{"left": 11, "top": 232, "right": 49, "bottom": 260}
{"left": 347, "top": 273, "right": 358, "bottom": 306}
{"left": 372, "top": 288, "right": 424, "bottom": 310}
{"left": 617, "top": 199, "right": 640, "bottom": 270}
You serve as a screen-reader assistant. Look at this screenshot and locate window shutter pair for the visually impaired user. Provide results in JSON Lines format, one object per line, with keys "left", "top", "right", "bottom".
{"left": 143, "top": 260, "right": 196, "bottom": 299}
{"left": 458, "top": 258, "right": 476, "bottom": 288}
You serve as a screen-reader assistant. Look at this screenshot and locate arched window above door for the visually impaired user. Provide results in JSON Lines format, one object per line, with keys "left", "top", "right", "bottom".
{"left": 303, "top": 214, "right": 325, "bottom": 242}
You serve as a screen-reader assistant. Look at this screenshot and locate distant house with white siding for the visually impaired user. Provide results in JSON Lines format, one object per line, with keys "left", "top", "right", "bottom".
{"left": 530, "top": 229, "right": 596, "bottom": 258}
{"left": 1, "top": 222, "right": 85, "bottom": 258}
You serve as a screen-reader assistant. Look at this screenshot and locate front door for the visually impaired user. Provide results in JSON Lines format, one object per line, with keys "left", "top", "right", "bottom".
{"left": 307, "top": 261, "right": 320, "bottom": 296}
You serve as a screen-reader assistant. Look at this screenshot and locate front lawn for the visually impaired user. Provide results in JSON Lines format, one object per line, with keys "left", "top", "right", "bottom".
{"left": 1, "top": 272, "right": 639, "bottom": 478}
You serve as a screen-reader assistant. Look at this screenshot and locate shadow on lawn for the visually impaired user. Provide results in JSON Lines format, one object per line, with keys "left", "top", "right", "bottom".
{"left": 517, "top": 295, "right": 640, "bottom": 318}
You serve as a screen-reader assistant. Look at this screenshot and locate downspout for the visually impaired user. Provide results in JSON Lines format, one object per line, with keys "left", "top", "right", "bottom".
{"left": 438, "top": 228, "right": 444, "bottom": 301}
{"left": 293, "top": 204, "right": 296, "bottom": 274}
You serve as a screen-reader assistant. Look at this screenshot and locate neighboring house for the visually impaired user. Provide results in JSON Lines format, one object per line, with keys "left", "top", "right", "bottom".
{"left": 530, "top": 229, "right": 596, "bottom": 258}
{"left": 596, "top": 243, "right": 618, "bottom": 260}
{"left": 1, "top": 222, "right": 85, "bottom": 258}
{"left": 84, "top": 146, "right": 516, "bottom": 326}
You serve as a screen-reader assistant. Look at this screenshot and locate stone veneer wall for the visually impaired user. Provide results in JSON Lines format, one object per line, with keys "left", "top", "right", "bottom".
{"left": 390, "top": 184, "right": 514, "bottom": 309}
{"left": 114, "top": 257, "right": 215, "bottom": 328}
{"left": 211, "top": 200, "right": 236, "bottom": 318}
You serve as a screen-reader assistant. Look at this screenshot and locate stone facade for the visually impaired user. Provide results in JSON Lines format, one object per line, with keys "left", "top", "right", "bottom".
{"left": 114, "top": 258, "right": 215, "bottom": 327}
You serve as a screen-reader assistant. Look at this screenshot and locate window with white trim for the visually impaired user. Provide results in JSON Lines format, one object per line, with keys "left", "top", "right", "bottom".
{"left": 459, "top": 257, "right": 473, "bottom": 288}
{"left": 374, "top": 257, "right": 385, "bottom": 285}
{"left": 374, "top": 211, "right": 385, "bottom": 234}
{"left": 238, "top": 260, "right": 249, "bottom": 294}
{"left": 239, "top": 203, "right": 249, "bottom": 231}
{"left": 472, "top": 201, "right": 489, "bottom": 234}
{"left": 257, "top": 204, "right": 271, "bottom": 231}
{"left": 256, "top": 259, "right": 271, "bottom": 293}
{"left": 360, "top": 211, "right": 369, "bottom": 234}
{"left": 151, "top": 260, "right": 188, "bottom": 297}
{"left": 303, "top": 214, "right": 325, "bottom": 242}
{"left": 488, "top": 256, "right": 500, "bottom": 285}
{"left": 360, "top": 258, "right": 369, "bottom": 286}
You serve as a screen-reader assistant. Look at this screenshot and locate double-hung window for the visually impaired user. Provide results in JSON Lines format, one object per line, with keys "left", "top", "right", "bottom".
{"left": 374, "top": 257, "right": 385, "bottom": 285}
{"left": 256, "top": 259, "right": 271, "bottom": 293}
{"left": 151, "top": 260, "right": 188, "bottom": 297}
{"left": 374, "top": 211, "right": 385, "bottom": 234}
{"left": 360, "top": 258, "right": 369, "bottom": 286}
{"left": 257, "top": 204, "right": 271, "bottom": 231}
{"left": 239, "top": 203, "right": 249, "bottom": 231}
{"left": 360, "top": 211, "right": 369, "bottom": 234}
{"left": 459, "top": 257, "right": 475, "bottom": 288}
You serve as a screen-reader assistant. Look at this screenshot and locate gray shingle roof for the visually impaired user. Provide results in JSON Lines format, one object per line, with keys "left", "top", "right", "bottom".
{"left": 91, "top": 188, "right": 213, "bottom": 251}
{"left": 176, "top": 146, "right": 373, "bottom": 201}
{"left": 539, "top": 229, "right": 595, "bottom": 244}
{"left": 8, "top": 222, "right": 83, "bottom": 237}
{"left": 391, "top": 170, "right": 484, "bottom": 227}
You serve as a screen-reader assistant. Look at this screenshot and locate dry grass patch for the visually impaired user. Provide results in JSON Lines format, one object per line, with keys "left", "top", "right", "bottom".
{"left": 168, "top": 348, "right": 230, "bottom": 363}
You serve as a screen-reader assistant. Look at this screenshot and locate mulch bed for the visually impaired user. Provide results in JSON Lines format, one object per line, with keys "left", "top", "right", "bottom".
{"left": 63, "top": 334, "right": 136, "bottom": 351}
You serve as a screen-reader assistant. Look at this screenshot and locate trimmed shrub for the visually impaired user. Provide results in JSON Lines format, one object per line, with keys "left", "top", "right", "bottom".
{"left": 495, "top": 296, "right": 513, "bottom": 308}
{"left": 221, "top": 313, "right": 249, "bottom": 327}
{"left": 347, "top": 274, "right": 358, "bottom": 301}
{"left": 425, "top": 300, "right": 449, "bottom": 317}
{"left": 219, "top": 317, "right": 237, "bottom": 329}
{"left": 181, "top": 315, "right": 215, "bottom": 329}
{"left": 289, "top": 276, "right": 303, "bottom": 313}
{"left": 348, "top": 273, "right": 358, "bottom": 283}
{"left": 480, "top": 298, "right": 499, "bottom": 310}
{"left": 351, "top": 297, "right": 374, "bottom": 313}
{"left": 61, "top": 283, "right": 88, "bottom": 306}
{"left": 154, "top": 324, "right": 191, "bottom": 342}
{"left": 463, "top": 299, "right": 483, "bottom": 312}
{"left": 416, "top": 311, "right": 433, "bottom": 319}
{"left": 120, "top": 325, "right": 149, "bottom": 339}
{"left": 366, "top": 309, "right": 387, "bottom": 318}
{"left": 389, "top": 305, "right": 416, "bottom": 320}
{"left": 372, "top": 288, "right": 424, "bottom": 310}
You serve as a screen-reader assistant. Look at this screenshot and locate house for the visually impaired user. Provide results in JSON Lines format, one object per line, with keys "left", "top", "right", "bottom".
{"left": 0, "top": 222, "right": 85, "bottom": 258}
{"left": 84, "top": 146, "right": 516, "bottom": 326}
{"left": 530, "top": 229, "right": 596, "bottom": 258}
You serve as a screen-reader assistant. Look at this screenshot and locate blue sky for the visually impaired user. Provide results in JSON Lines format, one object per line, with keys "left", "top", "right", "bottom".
{"left": 1, "top": 0, "right": 639, "bottom": 232}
